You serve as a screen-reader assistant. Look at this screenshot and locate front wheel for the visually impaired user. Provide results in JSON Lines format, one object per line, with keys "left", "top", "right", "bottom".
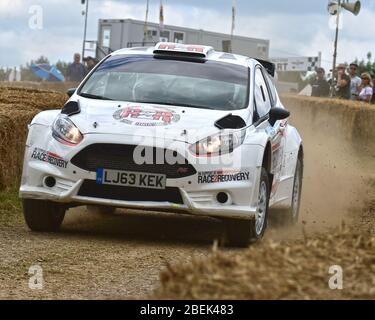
{"left": 223, "top": 168, "right": 270, "bottom": 247}
{"left": 23, "top": 199, "right": 66, "bottom": 232}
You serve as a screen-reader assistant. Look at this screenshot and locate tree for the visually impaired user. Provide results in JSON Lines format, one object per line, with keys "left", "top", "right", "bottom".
{"left": 350, "top": 52, "right": 375, "bottom": 78}
{"left": 55, "top": 60, "right": 69, "bottom": 77}
{"left": 0, "top": 67, "right": 13, "bottom": 81}
{"left": 18, "top": 56, "right": 71, "bottom": 82}
{"left": 0, "top": 56, "right": 69, "bottom": 82}
{"left": 0, "top": 68, "right": 7, "bottom": 81}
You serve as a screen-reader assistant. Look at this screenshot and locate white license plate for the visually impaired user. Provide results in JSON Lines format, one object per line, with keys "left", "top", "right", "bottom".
{"left": 96, "top": 168, "right": 166, "bottom": 190}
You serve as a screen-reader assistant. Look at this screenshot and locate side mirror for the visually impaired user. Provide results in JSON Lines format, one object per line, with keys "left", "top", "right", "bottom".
{"left": 67, "top": 88, "right": 77, "bottom": 98}
{"left": 269, "top": 107, "right": 290, "bottom": 126}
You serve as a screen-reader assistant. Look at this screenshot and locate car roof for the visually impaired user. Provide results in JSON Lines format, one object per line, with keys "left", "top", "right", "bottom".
{"left": 111, "top": 43, "right": 259, "bottom": 68}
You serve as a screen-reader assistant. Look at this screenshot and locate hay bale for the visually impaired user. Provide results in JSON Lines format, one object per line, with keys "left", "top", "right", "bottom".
{"left": 0, "top": 87, "right": 67, "bottom": 190}
{"left": 153, "top": 223, "right": 375, "bottom": 299}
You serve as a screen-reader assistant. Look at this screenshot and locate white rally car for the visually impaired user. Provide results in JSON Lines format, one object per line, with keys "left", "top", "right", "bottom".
{"left": 20, "top": 43, "right": 303, "bottom": 246}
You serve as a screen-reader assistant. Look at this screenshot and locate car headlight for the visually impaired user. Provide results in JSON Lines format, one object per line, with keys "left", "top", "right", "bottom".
{"left": 189, "top": 132, "right": 244, "bottom": 157}
{"left": 52, "top": 115, "right": 83, "bottom": 145}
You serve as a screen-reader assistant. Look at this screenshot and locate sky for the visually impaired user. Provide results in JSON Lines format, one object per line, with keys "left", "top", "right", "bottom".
{"left": 1, "top": 0, "right": 375, "bottom": 71}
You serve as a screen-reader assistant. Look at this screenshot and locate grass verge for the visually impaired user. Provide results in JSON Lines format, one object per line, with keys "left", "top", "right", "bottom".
{"left": 0, "top": 188, "right": 22, "bottom": 226}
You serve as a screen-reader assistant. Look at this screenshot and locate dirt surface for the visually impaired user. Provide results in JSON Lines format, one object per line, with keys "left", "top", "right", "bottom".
{"left": 0, "top": 209, "right": 217, "bottom": 299}
{"left": 0, "top": 92, "right": 374, "bottom": 299}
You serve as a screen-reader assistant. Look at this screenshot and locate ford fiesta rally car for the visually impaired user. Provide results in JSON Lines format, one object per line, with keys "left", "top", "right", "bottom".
{"left": 20, "top": 43, "right": 303, "bottom": 246}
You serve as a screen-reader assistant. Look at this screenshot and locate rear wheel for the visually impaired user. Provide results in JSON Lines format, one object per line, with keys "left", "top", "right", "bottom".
{"left": 284, "top": 158, "right": 303, "bottom": 225}
{"left": 23, "top": 199, "right": 66, "bottom": 232}
{"left": 272, "top": 158, "right": 303, "bottom": 227}
{"left": 223, "top": 168, "right": 270, "bottom": 247}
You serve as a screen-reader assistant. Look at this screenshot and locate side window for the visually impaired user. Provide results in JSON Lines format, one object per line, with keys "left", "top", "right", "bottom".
{"left": 254, "top": 68, "right": 272, "bottom": 118}
{"left": 173, "top": 32, "right": 184, "bottom": 43}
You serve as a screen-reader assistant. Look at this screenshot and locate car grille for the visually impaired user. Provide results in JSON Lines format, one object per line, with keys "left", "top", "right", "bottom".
{"left": 71, "top": 144, "right": 196, "bottom": 179}
{"left": 78, "top": 180, "right": 184, "bottom": 204}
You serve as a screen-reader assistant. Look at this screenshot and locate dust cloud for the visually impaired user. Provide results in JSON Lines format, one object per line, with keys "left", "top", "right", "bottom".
{"left": 273, "top": 101, "right": 371, "bottom": 239}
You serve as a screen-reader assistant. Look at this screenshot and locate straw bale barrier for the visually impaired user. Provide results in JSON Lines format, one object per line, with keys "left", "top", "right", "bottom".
{"left": 0, "top": 87, "right": 67, "bottom": 190}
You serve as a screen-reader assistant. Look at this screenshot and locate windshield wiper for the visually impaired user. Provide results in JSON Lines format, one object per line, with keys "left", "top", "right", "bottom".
{"left": 79, "top": 93, "right": 113, "bottom": 100}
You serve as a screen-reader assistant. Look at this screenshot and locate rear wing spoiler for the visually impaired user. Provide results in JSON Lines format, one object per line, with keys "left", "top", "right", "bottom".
{"left": 256, "top": 59, "right": 276, "bottom": 77}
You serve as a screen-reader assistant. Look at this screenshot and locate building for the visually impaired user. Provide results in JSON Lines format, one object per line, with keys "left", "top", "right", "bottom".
{"left": 92, "top": 18, "right": 269, "bottom": 60}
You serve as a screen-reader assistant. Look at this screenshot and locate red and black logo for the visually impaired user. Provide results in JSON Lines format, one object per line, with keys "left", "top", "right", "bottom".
{"left": 113, "top": 106, "right": 180, "bottom": 127}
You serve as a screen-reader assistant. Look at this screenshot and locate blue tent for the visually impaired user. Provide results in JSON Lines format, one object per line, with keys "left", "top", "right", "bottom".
{"left": 31, "top": 64, "right": 65, "bottom": 82}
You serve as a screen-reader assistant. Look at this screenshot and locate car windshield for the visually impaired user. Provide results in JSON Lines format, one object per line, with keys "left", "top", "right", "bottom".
{"left": 79, "top": 55, "right": 249, "bottom": 110}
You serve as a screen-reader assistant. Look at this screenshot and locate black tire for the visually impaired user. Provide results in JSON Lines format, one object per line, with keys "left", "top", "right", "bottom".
{"left": 223, "top": 167, "right": 270, "bottom": 247}
{"left": 86, "top": 205, "right": 116, "bottom": 215}
{"left": 22, "top": 199, "right": 66, "bottom": 232}
{"left": 273, "top": 158, "right": 303, "bottom": 227}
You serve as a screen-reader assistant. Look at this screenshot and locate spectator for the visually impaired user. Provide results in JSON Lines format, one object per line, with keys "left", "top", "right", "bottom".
{"left": 84, "top": 56, "right": 97, "bottom": 74}
{"left": 66, "top": 53, "right": 86, "bottom": 82}
{"left": 348, "top": 63, "right": 361, "bottom": 100}
{"left": 334, "top": 64, "right": 351, "bottom": 99}
{"left": 372, "top": 79, "right": 375, "bottom": 104}
{"left": 356, "top": 73, "right": 373, "bottom": 103}
{"left": 311, "top": 67, "right": 330, "bottom": 97}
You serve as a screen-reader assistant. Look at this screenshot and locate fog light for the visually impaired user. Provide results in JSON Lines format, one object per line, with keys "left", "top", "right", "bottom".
{"left": 216, "top": 192, "right": 229, "bottom": 204}
{"left": 44, "top": 176, "right": 56, "bottom": 188}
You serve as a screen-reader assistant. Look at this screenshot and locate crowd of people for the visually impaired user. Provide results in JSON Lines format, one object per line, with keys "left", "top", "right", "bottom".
{"left": 66, "top": 53, "right": 98, "bottom": 82}
{"left": 311, "top": 63, "right": 374, "bottom": 103}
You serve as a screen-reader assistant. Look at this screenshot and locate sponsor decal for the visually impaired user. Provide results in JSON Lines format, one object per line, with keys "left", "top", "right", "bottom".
{"left": 198, "top": 169, "right": 250, "bottom": 184}
{"left": 113, "top": 106, "right": 180, "bottom": 127}
{"left": 31, "top": 148, "right": 68, "bottom": 168}
{"left": 157, "top": 43, "right": 205, "bottom": 53}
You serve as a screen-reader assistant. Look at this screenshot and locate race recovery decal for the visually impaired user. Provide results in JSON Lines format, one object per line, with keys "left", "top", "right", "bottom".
{"left": 198, "top": 170, "right": 250, "bottom": 184}
{"left": 31, "top": 148, "right": 68, "bottom": 169}
{"left": 113, "top": 106, "right": 180, "bottom": 127}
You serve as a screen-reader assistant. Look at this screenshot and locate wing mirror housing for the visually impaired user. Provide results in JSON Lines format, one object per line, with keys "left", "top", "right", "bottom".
{"left": 67, "top": 88, "right": 77, "bottom": 98}
{"left": 269, "top": 107, "right": 290, "bottom": 126}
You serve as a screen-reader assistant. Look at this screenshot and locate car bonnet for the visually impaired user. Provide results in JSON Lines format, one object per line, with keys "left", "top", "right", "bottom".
{"left": 69, "top": 98, "right": 249, "bottom": 144}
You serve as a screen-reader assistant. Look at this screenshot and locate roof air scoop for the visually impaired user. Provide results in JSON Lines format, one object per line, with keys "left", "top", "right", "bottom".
{"left": 153, "top": 42, "right": 214, "bottom": 59}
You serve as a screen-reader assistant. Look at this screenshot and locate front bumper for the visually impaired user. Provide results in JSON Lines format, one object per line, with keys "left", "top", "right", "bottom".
{"left": 20, "top": 130, "right": 263, "bottom": 220}
{"left": 20, "top": 179, "right": 258, "bottom": 219}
